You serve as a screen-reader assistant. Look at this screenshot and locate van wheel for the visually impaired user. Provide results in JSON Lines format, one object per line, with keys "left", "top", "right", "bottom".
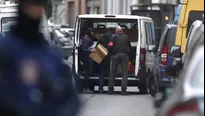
{"left": 148, "top": 72, "right": 159, "bottom": 97}
{"left": 139, "top": 82, "right": 148, "bottom": 94}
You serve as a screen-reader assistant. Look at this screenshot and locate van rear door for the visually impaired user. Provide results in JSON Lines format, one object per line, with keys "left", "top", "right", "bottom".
{"left": 142, "top": 19, "right": 156, "bottom": 71}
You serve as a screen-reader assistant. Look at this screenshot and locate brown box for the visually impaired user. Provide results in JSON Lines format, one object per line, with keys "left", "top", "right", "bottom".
{"left": 89, "top": 44, "right": 108, "bottom": 64}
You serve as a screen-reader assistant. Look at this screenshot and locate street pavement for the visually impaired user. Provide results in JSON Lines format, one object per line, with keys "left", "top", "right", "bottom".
{"left": 66, "top": 57, "right": 156, "bottom": 116}
{"left": 77, "top": 87, "right": 156, "bottom": 116}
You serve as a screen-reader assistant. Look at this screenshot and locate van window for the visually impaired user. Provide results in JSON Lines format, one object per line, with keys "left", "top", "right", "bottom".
{"left": 1, "top": 17, "right": 17, "bottom": 32}
{"left": 145, "top": 22, "right": 155, "bottom": 45}
{"left": 80, "top": 18, "right": 138, "bottom": 42}
{"left": 187, "top": 11, "right": 204, "bottom": 37}
{"left": 165, "top": 27, "right": 177, "bottom": 52}
{"left": 158, "top": 26, "right": 168, "bottom": 51}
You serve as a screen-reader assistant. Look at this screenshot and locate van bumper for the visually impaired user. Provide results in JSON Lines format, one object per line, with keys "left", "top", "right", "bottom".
{"left": 158, "top": 65, "right": 172, "bottom": 87}
{"left": 79, "top": 76, "right": 142, "bottom": 86}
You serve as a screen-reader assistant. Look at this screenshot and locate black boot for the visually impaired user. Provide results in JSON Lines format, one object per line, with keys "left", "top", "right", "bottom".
{"left": 99, "top": 88, "right": 104, "bottom": 93}
{"left": 121, "top": 89, "right": 129, "bottom": 95}
{"left": 108, "top": 88, "right": 115, "bottom": 94}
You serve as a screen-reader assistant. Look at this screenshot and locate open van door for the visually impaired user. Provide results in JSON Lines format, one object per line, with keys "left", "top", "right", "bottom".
{"left": 134, "top": 19, "right": 141, "bottom": 76}
{"left": 142, "top": 19, "right": 156, "bottom": 71}
{"left": 73, "top": 17, "right": 81, "bottom": 75}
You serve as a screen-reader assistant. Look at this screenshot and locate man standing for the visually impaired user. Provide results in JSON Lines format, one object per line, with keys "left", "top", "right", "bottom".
{"left": 108, "top": 26, "right": 131, "bottom": 95}
{"left": 98, "top": 29, "right": 113, "bottom": 93}
{"left": 0, "top": 0, "right": 80, "bottom": 115}
{"left": 80, "top": 28, "right": 96, "bottom": 93}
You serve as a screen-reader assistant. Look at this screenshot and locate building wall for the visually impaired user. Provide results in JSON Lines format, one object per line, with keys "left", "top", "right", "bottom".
{"left": 66, "top": 0, "right": 102, "bottom": 27}
{"left": 102, "top": 0, "right": 137, "bottom": 15}
{"left": 55, "top": 3, "right": 67, "bottom": 25}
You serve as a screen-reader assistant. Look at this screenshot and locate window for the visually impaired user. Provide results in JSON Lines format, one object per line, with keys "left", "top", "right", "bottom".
{"left": 145, "top": 22, "right": 155, "bottom": 45}
{"left": 158, "top": 27, "right": 168, "bottom": 52}
{"left": 95, "top": 6, "right": 100, "bottom": 14}
{"left": 91, "top": 19, "right": 138, "bottom": 29}
{"left": 167, "top": 28, "right": 177, "bottom": 49}
{"left": 187, "top": 11, "right": 204, "bottom": 37}
{"left": 1, "top": 17, "right": 17, "bottom": 32}
{"left": 87, "top": 7, "right": 91, "bottom": 14}
{"left": 165, "top": 27, "right": 177, "bottom": 53}
{"left": 81, "top": 18, "right": 138, "bottom": 42}
{"left": 87, "top": 6, "right": 100, "bottom": 14}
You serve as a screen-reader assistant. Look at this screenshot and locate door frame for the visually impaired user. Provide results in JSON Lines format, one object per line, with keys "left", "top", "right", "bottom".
{"left": 134, "top": 19, "right": 141, "bottom": 76}
{"left": 73, "top": 17, "right": 81, "bottom": 75}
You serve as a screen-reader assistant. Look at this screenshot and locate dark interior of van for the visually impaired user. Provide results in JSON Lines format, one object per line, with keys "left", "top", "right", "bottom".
{"left": 78, "top": 18, "right": 138, "bottom": 77}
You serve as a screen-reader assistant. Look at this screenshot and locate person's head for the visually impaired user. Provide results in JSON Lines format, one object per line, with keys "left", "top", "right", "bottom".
{"left": 115, "top": 26, "right": 124, "bottom": 34}
{"left": 86, "top": 28, "right": 94, "bottom": 37}
{"left": 14, "top": 0, "right": 48, "bottom": 44}
{"left": 19, "top": 0, "right": 46, "bottom": 20}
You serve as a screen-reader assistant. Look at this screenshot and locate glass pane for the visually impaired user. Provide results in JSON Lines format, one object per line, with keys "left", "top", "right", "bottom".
{"left": 167, "top": 27, "right": 177, "bottom": 50}
{"left": 145, "top": 23, "right": 150, "bottom": 45}
{"left": 1, "top": 17, "right": 18, "bottom": 32}
{"left": 187, "top": 11, "right": 204, "bottom": 37}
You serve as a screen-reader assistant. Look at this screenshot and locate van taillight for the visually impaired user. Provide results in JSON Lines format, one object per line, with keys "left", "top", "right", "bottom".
{"left": 161, "top": 46, "right": 168, "bottom": 66}
{"left": 167, "top": 102, "right": 199, "bottom": 116}
{"left": 140, "top": 48, "right": 146, "bottom": 65}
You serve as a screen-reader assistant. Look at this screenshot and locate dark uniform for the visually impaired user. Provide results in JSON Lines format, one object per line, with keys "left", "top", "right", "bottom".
{"left": 98, "top": 30, "right": 113, "bottom": 92}
{"left": 108, "top": 32, "right": 131, "bottom": 95}
{"left": 0, "top": 0, "right": 80, "bottom": 116}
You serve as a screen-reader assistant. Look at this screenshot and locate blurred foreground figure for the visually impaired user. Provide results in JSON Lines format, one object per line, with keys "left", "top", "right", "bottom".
{"left": 0, "top": 0, "right": 80, "bottom": 116}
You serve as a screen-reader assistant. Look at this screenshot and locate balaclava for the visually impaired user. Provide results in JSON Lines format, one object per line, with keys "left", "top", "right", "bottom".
{"left": 14, "top": 0, "right": 47, "bottom": 44}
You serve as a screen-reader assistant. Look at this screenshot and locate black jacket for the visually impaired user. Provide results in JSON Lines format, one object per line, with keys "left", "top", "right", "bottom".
{"left": 109, "top": 33, "right": 131, "bottom": 55}
{"left": 99, "top": 32, "right": 113, "bottom": 49}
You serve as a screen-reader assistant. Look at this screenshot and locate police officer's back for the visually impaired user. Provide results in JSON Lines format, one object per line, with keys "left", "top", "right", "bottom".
{"left": 0, "top": 0, "right": 80, "bottom": 116}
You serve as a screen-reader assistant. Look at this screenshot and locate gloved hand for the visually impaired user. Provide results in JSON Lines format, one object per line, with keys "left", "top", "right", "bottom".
{"left": 91, "top": 49, "right": 96, "bottom": 52}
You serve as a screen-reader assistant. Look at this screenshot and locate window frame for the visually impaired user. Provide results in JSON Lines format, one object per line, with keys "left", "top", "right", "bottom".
{"left": 186, "top": 10, "right": 204, "bottom": 37}
{"left": 1, "top": 17, "right": 18, "bottom": 32}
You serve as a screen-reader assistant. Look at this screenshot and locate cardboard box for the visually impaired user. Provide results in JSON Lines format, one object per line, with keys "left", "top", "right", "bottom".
{"left": 89, "top": 44, "right": 108, "bottom": 64}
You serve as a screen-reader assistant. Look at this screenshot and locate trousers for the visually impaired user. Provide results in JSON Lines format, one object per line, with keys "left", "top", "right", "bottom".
{"left": 109, "top": 53, "right": 129, "bottom": 91}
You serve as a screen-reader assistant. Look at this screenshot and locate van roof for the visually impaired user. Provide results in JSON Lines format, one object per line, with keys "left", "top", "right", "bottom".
{"left": 78, "top": 14, "right": 152, "bottom": 20}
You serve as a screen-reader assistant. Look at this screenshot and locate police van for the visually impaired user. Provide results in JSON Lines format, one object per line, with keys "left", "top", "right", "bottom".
{"left": 0, "top": 3, "right": 50, "bottom": 43}
{"left": 73, "top": 14, "right": 157, "bottom": 93}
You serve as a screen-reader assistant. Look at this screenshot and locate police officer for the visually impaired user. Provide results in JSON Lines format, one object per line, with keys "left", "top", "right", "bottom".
{"left": 108, "top": 26, "right": 131, "bottom": 95}
{"left": 0, "top": 0, "right": 80, "bottom": 116}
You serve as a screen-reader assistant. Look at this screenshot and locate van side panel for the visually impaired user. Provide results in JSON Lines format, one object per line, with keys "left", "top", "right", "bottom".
{"left": 175, "top": 0, "right": 204, "bottom": 52}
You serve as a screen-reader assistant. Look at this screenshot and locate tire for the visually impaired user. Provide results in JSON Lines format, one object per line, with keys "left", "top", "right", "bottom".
{"left": 148, "top": 72, "right": 159, "bottom": 97}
